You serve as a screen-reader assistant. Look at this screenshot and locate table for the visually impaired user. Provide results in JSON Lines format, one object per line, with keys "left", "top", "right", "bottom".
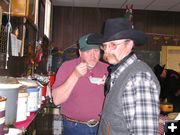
{"left": 159, "top": 114, "right": 170, "bottom": 135}
{"left": 14, "top": 112, "right": 37, "bottom": 129}
{"left": 14, "top": 111, "right": 39, "bottom": 135}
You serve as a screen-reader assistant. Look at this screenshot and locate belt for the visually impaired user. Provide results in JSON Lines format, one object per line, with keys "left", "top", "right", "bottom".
{"left": 62, "top": 115, "right": 99, "bottom": 127}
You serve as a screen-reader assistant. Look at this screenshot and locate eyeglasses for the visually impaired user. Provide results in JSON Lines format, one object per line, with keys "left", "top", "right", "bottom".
{"left": 100, "top": 40, "right": 130, "bottom": 51}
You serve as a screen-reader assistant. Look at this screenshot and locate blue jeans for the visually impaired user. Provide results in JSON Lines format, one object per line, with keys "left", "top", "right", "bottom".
{"left": 62, "top": 118, "right": 99, "bottom": 135}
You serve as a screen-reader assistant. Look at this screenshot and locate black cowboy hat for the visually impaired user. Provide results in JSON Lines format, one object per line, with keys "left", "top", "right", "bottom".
{"left": 87, "top": 18, "right": 148, "bottom": 45}
{"left": 153, "top": 64, "right": 165, "bottom": 76}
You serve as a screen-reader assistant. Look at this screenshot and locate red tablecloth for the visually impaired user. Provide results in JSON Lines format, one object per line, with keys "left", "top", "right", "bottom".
{"left": 159, "top": 114, "right": 170, "bottom": 135}
{"left": 13, "top": 112, "right": 171, "bottom": 134}
{"left": 14, "top": 112, "right": 37, "bottom": 129}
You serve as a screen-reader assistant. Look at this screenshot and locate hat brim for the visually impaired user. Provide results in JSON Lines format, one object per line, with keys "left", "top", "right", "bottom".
{"left": 87, "top": 29, "right": 148, "bottom": 46}
{"left": 153, "top": 64, "right": 165, "bottom": 76}
{"left": 80, "top": 45, "right": 100, "bottom": 52}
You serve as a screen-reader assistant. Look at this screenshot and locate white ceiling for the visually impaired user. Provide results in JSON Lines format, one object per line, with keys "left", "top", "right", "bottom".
{"left": 52, "top": 0, "right": 180, "bottom": 12}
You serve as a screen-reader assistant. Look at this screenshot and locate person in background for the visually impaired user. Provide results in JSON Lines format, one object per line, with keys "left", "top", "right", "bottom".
{"left": 52, "top": 33, "right": 108, "bottom": 135}
{"left": 87, "top": 18, "right": 160, "bottom": 135}
{"left": 154, "top": 64, "right": 180, "bottom": 112}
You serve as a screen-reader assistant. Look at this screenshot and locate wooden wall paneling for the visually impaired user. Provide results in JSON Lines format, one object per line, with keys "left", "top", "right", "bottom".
{"left": 147, "top": 11, "right": 160, "bottom": 33}
{"left": 82, "top": 8, "right": 99, "bottom": 33}
{"left": 51, "top": 7, "right": 61, "bottom": 48}
{"left": 73, "top": 7, "right": 83, "bottom": 41}
{"left": 145, "top": 11, "right": 161, "bottom": 51}
{"left": 62, "top": 7, "right": 74, "bottom": 49}
{"left": 52, "top": 7, "right": 127, "bottom": 50}
{"left": 156, "top": 12, "right": 174, "bottom": 34}
{"left": 52, "top": 6, "right": 180, "bottom": 51}
{"left": 174, "top": 12, "right": 180, "bottom": 35}
{"left": 173, "top": 13, "right": 180, "bottom": 45}
{"left": 146, "top": 11, "right": 168, "bottom": 50}
{"left": 133, "top": 10, "right": 149, "bottom": 50}
{"left": 72, "top": 8, "right": 84, "bottom": 46}
{"left": 133, "top": 10, "right": 148, "bottom": 31}
{"left": 147, "top": 11, "right": 177, "bottom": 35}
{"left": 110, "top": 8, "right": 125, "bottom": 18}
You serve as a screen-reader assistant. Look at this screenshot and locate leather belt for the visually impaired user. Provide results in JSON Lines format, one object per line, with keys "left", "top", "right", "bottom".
{"left": 62, "top": 115, "right": 99, "bottom": 127}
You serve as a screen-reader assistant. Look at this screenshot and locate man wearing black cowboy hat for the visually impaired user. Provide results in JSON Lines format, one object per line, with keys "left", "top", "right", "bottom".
{"left": 87, "top": 18, "right": 160, "bottom": 135}
{"left": 154, "top": 64, "right": 180, "bottom": 112}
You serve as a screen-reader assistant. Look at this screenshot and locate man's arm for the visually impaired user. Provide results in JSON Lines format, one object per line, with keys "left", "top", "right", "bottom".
{"left": 52, "top": 62, "right": 88, "bottom": 105}
{"left": 124, "top": 72, "right": 160, "bottom": 135}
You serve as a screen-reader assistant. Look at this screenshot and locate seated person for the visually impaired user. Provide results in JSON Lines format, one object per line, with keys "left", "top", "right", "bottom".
{"left": 154, "top": 64, "right": 180, "bottom": 112}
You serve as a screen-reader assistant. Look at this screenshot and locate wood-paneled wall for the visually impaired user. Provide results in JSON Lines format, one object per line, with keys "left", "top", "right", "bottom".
{"left": 52, "top": 6, "right": 180, "bottom": 51}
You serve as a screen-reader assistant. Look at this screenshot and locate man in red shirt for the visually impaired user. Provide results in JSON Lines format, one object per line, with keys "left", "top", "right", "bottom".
{"left": 52, "top": 34, "right": 108, "bottom": 135}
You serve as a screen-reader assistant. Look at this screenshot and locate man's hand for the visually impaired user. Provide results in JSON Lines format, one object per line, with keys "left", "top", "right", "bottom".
{"left": 74, "top": 62, "right": 88, "bottom": 78}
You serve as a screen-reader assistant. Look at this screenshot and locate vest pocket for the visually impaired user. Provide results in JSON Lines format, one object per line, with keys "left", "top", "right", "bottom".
{"left": 98, "top": 118, "right": 111, "bottom": 135}
{"left": 99, "top": 117, "right": 130, "bottom": 135}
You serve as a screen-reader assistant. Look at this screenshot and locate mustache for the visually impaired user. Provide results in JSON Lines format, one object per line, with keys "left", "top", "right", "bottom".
{"left": 103, "top": 53, "right": 118, "bottom": 62}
